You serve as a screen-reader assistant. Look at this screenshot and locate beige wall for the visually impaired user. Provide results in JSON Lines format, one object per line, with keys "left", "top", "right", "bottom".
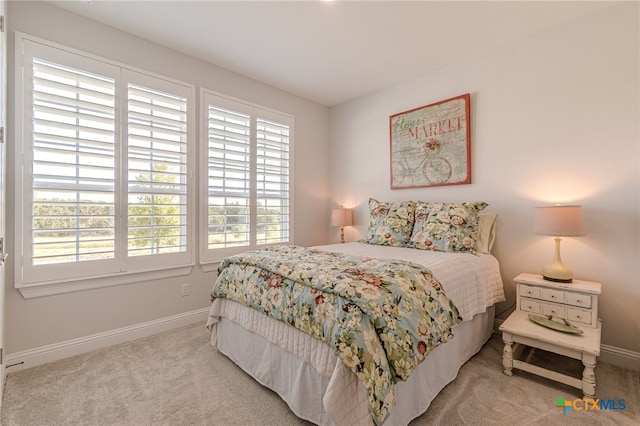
{"left": 328, "top": 3, "right": 639, "bottom": 355}
{"left": 5, "top": 1, "right": 330, "bottom": 353}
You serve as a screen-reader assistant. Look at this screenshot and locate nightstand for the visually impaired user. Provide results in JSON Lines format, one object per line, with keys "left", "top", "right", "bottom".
{"left": 499, "top": 273, "right": 602, "bottom": 397}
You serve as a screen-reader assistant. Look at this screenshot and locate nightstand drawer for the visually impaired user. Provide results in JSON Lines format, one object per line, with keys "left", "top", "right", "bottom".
{"left": 513, "top": 274, "right": 600, "bottom": 329}
{"left": 520, "top": 297, "right": 541, "bottom": 314}
{"left": 566, "top": 293, "right": 592, "bottom": 309}
{"left": 541, "top": 288, "right": 564, "bottom": 303}
{"left": 542, "top": 303, "right": 566, "bottom": 319}
{"left": 567, "top": 308, "right": 592, "bottom": 325}
{"left": 520, "top": 284, "right": 541, "bottom": 299}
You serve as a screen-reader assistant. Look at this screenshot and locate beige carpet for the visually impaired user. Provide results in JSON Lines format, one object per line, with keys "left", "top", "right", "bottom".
{"left": 2, "top": 324, "right": 638, "bottom": 426}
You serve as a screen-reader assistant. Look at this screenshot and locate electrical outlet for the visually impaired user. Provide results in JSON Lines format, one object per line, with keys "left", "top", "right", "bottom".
{"left": 180, "top": 283, "right": 190, "bottom": 297}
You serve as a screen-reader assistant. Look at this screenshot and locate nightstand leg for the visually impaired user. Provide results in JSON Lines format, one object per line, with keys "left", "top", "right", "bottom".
{"left": 582, "top": 353, "right": 597, "bottom": 397}
{"left": 502, "top": 332, "right": 514, "bottom": 376}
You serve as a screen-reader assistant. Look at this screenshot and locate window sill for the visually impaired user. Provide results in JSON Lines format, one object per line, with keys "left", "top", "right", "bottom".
{"left": 15, "top": 265, "right": 195, "bottom": 299}
{"left": 200, "top": 262, "right": 221, "bottom": 273}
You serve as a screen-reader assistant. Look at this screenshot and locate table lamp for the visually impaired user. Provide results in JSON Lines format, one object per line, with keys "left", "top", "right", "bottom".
{"left": 331, "top": 207, "right": 353, "bottom": 243}
{"left": 533, "top": 205, "right": 585, "bottom": 283}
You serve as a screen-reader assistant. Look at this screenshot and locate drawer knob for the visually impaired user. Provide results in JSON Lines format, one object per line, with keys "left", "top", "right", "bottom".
{"left": 576, "top": 299, "right": 582, "bottom": 303}
{"left": 576, "top": 315, "right": 582, "bottom": 319}
{"left": 551, "top": 310, "right": 556, "bottom": 314}
{"left": 551, "top": 295, "right": 556, "bottom": 298}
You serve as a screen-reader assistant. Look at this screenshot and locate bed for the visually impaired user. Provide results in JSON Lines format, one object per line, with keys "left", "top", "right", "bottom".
{"left": 206, "top": 200, "right": 504, "bottom": 425}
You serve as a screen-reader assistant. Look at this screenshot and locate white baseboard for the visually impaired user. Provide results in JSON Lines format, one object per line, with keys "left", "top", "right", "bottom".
{"left": 493, "top": 318, "right": 639, "bottom": 372}
{"left": 5, "top": 307, "right": 210, "bottom": 374}
{"left": 599, "top": 344, "right": 640, "bottom": 372}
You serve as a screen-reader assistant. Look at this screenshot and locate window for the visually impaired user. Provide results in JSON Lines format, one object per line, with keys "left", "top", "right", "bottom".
{"left": 200, "top": 91, "right": 293, "bottom": 263}
{"left": 15, "top": 34, "right": 195, "bottom": 294}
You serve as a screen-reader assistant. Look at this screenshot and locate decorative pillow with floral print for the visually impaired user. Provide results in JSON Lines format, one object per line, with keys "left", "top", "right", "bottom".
{"left": 409, "top": 202, "right": 488, "bottom": 252}
{"left": 362, "top": 198, "right": 416, "bottom": 247}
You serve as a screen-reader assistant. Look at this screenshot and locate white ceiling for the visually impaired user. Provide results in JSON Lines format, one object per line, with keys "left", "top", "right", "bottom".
{"left": 49, "top": 1, "right": 616, "bottom": 107}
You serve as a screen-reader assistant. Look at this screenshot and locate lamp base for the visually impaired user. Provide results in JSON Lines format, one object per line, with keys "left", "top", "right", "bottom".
{"left": 543, "top": 275, "right": 573, "bottom": 283}
{"left": 541, "top": 236, "right": 574, "bottom": 284}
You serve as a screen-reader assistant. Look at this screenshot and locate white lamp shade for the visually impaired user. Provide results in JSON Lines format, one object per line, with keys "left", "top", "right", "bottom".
{"left": 533, "top": 205, "right": 585, "bottom": 237}
{"left": 331, "top": 208, "right": 353, "bottom": 227}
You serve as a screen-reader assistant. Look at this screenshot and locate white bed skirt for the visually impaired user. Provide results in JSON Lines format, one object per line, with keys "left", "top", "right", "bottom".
{"left": 209, "top": 300, "right": 495, "bottom": 426}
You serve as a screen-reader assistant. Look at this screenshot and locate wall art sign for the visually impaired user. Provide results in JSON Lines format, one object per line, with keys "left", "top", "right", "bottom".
{"left": 389, "top": 93, "right": 471, "bottom": 189}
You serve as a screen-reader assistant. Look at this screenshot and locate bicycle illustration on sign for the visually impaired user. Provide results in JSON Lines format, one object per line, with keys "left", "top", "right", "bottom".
{"left": 392, "top": 138, "right": 452, "bottom": 187}
{"left": 390, "top": 94, "right": 471, "bottom": 189}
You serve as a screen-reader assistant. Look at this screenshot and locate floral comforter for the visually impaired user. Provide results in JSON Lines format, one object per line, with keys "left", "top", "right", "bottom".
{"left": 212, "top": 245, "right": 462, "bottom": 425}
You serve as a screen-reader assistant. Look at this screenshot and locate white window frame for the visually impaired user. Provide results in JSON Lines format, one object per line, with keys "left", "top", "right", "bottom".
{"left": 199, "top": 89, "right": 294, "bottom": 266}
{"left": 14, "top": 33, "right": 195, "bottom": 298}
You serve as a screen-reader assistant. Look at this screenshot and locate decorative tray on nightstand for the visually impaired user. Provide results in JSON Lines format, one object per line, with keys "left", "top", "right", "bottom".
{"left": 528, "top": 314, "right": 584, "bottom": 335}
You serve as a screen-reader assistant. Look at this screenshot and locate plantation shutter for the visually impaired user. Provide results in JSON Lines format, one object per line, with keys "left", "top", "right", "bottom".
{"left": 256, "top": 117, "right": 290, "bottom": 245}
{"left": 200, "top": 91, "right": 293, "bottom": 263}
{"left": 31, "top": 58, "right": 117, "bottom": 266}
{"left": 127, "top": 82, "right": 189, "bottom": 257}
{"left": 205, "top": 102, "right": 251, "bottom": 251}
{"left": 18, "top": 36, "right": 194, "bottom": 290}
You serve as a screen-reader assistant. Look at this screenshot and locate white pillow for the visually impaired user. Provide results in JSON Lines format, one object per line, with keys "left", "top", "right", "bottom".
{"left": 475, "top": 213, "right": 497, "bottom": 254}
